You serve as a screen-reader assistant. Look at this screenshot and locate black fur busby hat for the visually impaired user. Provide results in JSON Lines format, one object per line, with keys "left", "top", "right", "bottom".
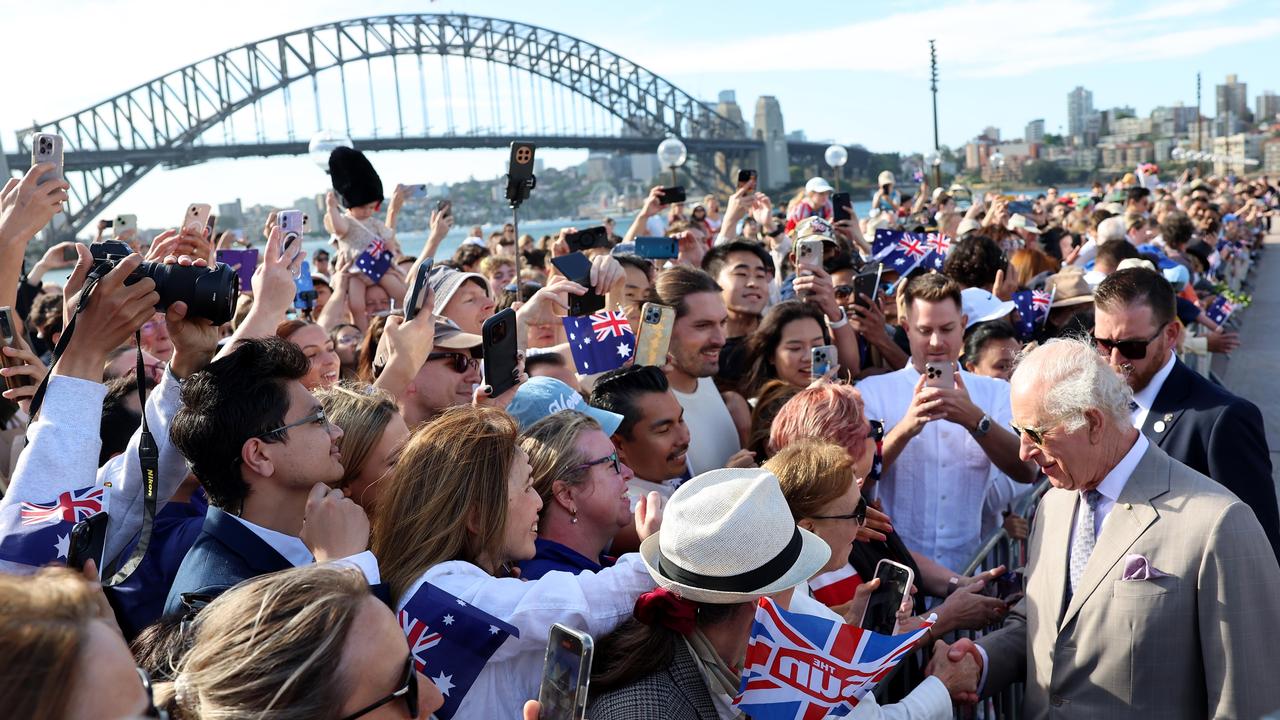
{"left": 328, "top": 146, "right": 384, "bottom": 209}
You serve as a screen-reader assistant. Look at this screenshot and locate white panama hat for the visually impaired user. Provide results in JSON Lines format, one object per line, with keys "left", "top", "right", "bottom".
{"left": 639, "top": 468, "right": 831, "bottom": 604}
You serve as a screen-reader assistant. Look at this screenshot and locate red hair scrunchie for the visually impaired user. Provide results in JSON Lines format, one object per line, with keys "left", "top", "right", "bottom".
{"left": 634, "top": 587, "right": 698, "bottom": 637}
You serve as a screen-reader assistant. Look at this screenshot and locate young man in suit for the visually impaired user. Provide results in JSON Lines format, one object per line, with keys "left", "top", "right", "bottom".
{"left": 937, "top": 338, "right": 1280, "bottom": 719}
{"left": 1092, "top": 267, "right": 1279, "bottom": 561}
{"left": 164, "top": 337, "right": 374, "bottom": 614}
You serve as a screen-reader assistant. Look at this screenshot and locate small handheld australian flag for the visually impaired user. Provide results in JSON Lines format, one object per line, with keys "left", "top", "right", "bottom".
{"left": 562, "top": 309, "right": 635, "bottom": 375}
{"left": 356, "top": 236, "right": 393, "bottom": 283}
{"left": 1205, "top": 296, "right": 1235, "bottom": 326}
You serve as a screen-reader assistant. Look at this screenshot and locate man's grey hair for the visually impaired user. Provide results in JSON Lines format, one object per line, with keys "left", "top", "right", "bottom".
{"left": 1011, "top": 337, "right": 1133, "bottom": 431}
{"left": 1096, "top": 216, "right": 1128, "bottom": 243}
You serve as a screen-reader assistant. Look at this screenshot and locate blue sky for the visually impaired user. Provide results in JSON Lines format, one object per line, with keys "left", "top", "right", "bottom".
{"left": 4, "top": 0, "right": 1278, "bottom": 225}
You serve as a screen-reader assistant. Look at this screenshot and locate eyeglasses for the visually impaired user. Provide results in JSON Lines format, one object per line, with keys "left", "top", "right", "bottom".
{"left": 428, "top": 351, "right": 479, "bottom": 374}
{"left": 1091, "top": 322, "right": 1168, "bottom": 361}
{"left": 1009, "top": 420, "right": 1058, "bottom": 446}
{"left": 256, "top": 408, "right": 330, "bottom": 440}
{"left": 834, "top": 284, "right": 855, "bottom": 300}
{"left": 136, "top": 667, "right": 169, "bottom": 719}
{"left": 575, "top": 451, "right": 621, "bottom": 475}
{"left": 811, "top": 496, "right": 868, "bottom": 526}
{"left": 339, "top": 655, "right": 419, "bottom": 720}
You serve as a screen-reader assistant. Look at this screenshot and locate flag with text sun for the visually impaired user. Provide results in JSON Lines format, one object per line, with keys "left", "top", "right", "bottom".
{"left": 734, "top": 597, "right": 932, "bottom": 720}
{"left": 872, "top": 229, "right": 930, "bottom": 275}
{"left": 0, "top": 486, "right": 105, "bottom": 567}
{"left": 397, "top": 582, "right": 519, "bottom": 719}
{"left": 562, "top": 309, "right": 635, "bottom": 375}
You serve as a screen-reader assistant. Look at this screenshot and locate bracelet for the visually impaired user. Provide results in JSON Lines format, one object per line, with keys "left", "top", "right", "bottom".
{"left": 826, "top": 306, "right": 849, "bottom": 329}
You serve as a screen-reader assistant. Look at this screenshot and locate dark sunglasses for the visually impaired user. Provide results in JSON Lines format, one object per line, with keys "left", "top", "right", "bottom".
{"left": 811, "top": 496, "right": 868, "bottom": 526}
{"left": 1091, "top": 322, "right": 1167, "bottom": 361}
{"left": 834, "top": 284, "right": 855, "bottom": 299}
{"left": 339, "top": 655, "right": 419, "bottom": 720}
{"left": 428, "top": 351, "right": 479, "bottom": 374}
{"left": 1010, "top": 421, "right": 1055, "bottom": 446}
{"left": 136, "top": 667, "right": 169, "bottom": 719}
{"left": 575, "top": 451, "right": 621, "bottom": 475}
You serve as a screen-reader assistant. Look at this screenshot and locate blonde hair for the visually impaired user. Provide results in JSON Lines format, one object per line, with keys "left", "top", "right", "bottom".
{"left": 170, "top": 565, "right": 368, "bottom": 720}
{"left": 0, "top": 568, "right": 102, "bottom": 720}
{"left": 764, "top": 440, "right": 856, "bottom": 521}
{"left": 373, "top": 405, "right": 521, "bottom": 601}
{"left": 315, "top": 382, "right": 400, "bottom": 492}
{"left": 479, "top": 255, "right": 515, "bottom": 277}
{"left": 521, "top": 411, "right": 599, "bottom": 515}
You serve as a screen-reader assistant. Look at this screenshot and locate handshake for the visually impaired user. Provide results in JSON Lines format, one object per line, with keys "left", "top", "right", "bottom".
{"left": 924, "top": 638, "right": 983, "bottom": 706}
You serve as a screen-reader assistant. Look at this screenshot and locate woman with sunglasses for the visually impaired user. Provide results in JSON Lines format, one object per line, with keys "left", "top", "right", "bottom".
{"left": 159, "top": 564, "right": 443, "bottom": 720}
{"left": 518, "top": 410, "right": 659, "bottom": 579}
{"left": 372, "top": 406, "right": 656, "bottom": 718}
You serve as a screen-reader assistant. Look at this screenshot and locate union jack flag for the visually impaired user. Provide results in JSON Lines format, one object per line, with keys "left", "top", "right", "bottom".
{"left": 735, "top": 598, "right": 932, "bottom": 720}
{"left": 366, "top": 236, "right": 387, "bottom": 257}
{"left": 1030, "top": 289, "right": 1053, "bottom": 313}
{"left": 1206, "top": 296, "right": 1235, "bottom": 326}
{"left": 590, "top": 310, "right": 631, "bottom": 341}
{"left": 398, "top": 610, "right": 444, "bottom": 668}
{"left": 871, "top": 230, "right": 929, "bottom": 276}
{"left": 563, "top": 309, "right": 635, "bottom": 374}
{"left": 0, "top": 485, "right": 106, "bottom": 567}
{"left": 921, "top": 232, "right": 952, "bottom": 272}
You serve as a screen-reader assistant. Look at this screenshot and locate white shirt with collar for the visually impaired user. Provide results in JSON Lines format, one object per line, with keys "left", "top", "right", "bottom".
{"left": 1071, "top": 432, "right": 1149, "bottom": 545}
{"left": 1130, "top": 350, "right": 1176, "bottom": 430}
{"left": 856, "top": 364, "right": 1014, "bottom": 573}
{"left": 226, "top": 513, "right": 382, "bottom": 583}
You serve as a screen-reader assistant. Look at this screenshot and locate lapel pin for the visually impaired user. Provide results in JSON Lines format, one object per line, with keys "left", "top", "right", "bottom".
{"left": 1124, "top": 503, "right": 1132, "bottom": 510}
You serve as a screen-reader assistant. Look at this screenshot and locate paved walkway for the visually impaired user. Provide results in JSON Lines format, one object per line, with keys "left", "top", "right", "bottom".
{"left": 1220, "top": 229, "right": 1280, "bottom": 488}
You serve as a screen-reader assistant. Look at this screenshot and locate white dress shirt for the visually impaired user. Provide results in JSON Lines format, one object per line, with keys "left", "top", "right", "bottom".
{"left": 1130, "top": 350, "right": 1176, "bottom": 429}
{"left": 857, "top": 365, "right": 1015, "bottom": 573}
{"left": 226, "top": 514, "right": 382, "bottom": 584}
{"left": 1070, "top": 432, "right": 1148, "bottom": 545}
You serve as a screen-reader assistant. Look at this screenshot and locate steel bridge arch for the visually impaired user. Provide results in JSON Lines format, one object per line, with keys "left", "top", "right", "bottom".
{"left": 16, "top": 13, "right": 748, "bottom": 236}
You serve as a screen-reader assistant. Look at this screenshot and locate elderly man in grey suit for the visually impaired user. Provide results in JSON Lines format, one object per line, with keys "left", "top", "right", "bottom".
{"left": 934, "top": 337, "right": 1280, "bottom": 719}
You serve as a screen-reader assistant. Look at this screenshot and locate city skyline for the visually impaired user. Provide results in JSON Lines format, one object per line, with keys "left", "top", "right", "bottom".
{"left": 4, "top": 0, "right": 1278, "bottom": 225}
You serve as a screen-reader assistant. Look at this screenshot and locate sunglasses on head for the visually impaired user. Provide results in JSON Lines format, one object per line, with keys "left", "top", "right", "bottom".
{"left": 428, "top": 351, "right": 479, "bottom": 374}
{"left": 1091, "top": 322, "right": 1167, "bottom": 360}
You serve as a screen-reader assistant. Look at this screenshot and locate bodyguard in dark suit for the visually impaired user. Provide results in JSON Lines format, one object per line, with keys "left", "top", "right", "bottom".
{"left": 1093, "top": 268, "right": 1280, "bottom": 560}
{"left": 165, "top": 338, "right": 375, "bottom": 612}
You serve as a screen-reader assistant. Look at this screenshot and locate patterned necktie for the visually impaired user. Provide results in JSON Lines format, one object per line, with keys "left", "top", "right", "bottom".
{"left": 1068, "top": 489, "right": 1104, "bottom": 596}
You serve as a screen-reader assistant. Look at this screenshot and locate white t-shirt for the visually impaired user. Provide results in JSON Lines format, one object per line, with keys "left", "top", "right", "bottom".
{"left": 672, "top": 376, "right": 740, "bottom": 475}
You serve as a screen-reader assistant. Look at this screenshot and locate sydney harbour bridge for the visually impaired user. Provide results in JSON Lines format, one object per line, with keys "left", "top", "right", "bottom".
{"left": 2, "top": 13, "right": 873, "bottom": 239}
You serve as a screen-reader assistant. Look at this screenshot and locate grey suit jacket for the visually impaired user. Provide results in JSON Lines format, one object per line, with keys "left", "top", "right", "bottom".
{"left": 587, "top": 641, "right": 719, "bottom": 720}
{"left": 979, "top": 441, "right": 1280, "bottom": 720}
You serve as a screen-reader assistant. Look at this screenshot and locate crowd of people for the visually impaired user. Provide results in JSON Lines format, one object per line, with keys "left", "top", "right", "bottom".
{"left": 1, "top": 142, "right": 1279, "bottom": 720}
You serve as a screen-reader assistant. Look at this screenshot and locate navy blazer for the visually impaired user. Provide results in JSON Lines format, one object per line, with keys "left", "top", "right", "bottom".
{"left": 1141, "top": 358, "right": 1280, "bottom": 561}
{"left": 162, "top": 506, "right": 292, "bottom": 616}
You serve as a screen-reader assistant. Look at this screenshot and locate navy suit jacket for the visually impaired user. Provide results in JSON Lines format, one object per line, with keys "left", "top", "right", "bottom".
{"left": 163, "top": 506, "right": 292, "bottom": 616}
{"left": 1141, "top": 358, "right": 1280, "bottom": 561}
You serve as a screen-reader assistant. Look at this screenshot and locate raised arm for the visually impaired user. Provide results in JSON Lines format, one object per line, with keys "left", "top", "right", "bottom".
{"left": 216, "top": 226, "right": 304, "bottom": 360}
{"left": 622, "top": 186, "right": 664, "bottom": 245}
{"left": 0, "top": 165, "right": 70, "bottom": 309}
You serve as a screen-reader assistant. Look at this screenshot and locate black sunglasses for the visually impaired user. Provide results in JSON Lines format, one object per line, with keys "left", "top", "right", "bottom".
{"left": 339, "top": 655, "right": 419, "bottom": 720}
{"left": 136, "top": 667, "right": 169, "bottom": 719}
{"left": 834, "top": 284, "right": 855, "bottom": 299}
{"left": 428, "top": 351, "right": 479, "bottom": 374}
{"left": 575, "top": 451, "right": 622, "bottom": 475}
{"left": 1091, "top": 322, "right": 1168, "bottom": 361}
{"left": 811, "top": 496, "right": 868, "bottom": 526}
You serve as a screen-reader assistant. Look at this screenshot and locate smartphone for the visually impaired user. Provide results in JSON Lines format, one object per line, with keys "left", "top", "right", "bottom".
{"left": 206, "top": 214, "right": 218, "bottom": 240}
{"left": 277, "top": 209, "right": 304, "bottom": 254}
{"left": 923, "top": 360, "right": 955, "bottom": 389}
{"left": 634, "top": 236, "right": 679, "bottom": 260}
{"left": 853, "top": 264, "right": 883, "bottom": 308}
{"left": 302, "top": 213, "right": 312, "bottom": 234}
{"left": 113, "top": 214, "right": 138, "bottom": 239}
{"left": 566, "top": 226, "right": 611, "bottom": 252}
{"left": 216, "top": 249, "right": 259, "bottom": 292}
{"left": 794, "top": 239, "right": 825, "bottom": 273}
{"left": 436, "top": 199, "right": 453, "bottom": 217}
{"left": 634, "top": 303, "right": 675, "bottom": 367}
{"left": 550, "top": 252, "right": 605, "bottom": 316}
{"left": 30, "top": 133, "right": 64, "bottom": 185}
{"left": 293, "top": 260, "right": 317, "bottom": 312}
{"left": 737, "top": 169, "right": 757, "bottom": 194}
{"left": 658, "top": 186, "right": 686, "bottom": 205}
{"left": 403, "top": 259, "right": 433, "bottom": 321}
{"left": 407, "top": 184, "right": 428, "bottom": 200}
{"left": 482, "top": 308, "right": 520, "bottom": 398}
{"left": 810, "top": 345, "right": 837, "bottom": 379}
{"left": 859, "top": 559, "right": 915, "bottom": 635}
{"left": 1007, "top": 200, "right": 1034, "bottom": 216}
{"left": 182, "top": 203, "right": 211, "bottom": 237}
{"left": 505, "top": 141, "right": 537, "bottom": 205}
{"left": 536, "top": 623, "right": 594, "bottom": 720}
{"left": 66, "top": 512, "right": 109, "bottom": 572}
{"left": 0, "top": 307, "right": 34, "bottom": 391}
{"left": 985, "top": 569, "right": 1025, "bottom": 605}
{"left": 832, "top": 192, "right": 852, "bottom": 223}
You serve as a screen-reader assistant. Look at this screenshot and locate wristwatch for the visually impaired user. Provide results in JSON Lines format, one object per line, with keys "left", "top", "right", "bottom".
{"left": 970, "top": 414, "right": 992, "bottom": 438}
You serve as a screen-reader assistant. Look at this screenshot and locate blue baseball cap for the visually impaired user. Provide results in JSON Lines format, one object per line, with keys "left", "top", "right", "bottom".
{"left": 506, "top": 376, "right": 623, "bottom": 436}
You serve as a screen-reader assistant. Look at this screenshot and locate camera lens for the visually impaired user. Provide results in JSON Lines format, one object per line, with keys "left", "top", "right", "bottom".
{"left": 139, "top": 262, "right": 239, "bottom": 325}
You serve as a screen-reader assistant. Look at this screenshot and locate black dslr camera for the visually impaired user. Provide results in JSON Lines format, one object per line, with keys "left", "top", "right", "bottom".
{"left": 89, "top": 241, "right": 240, "bottom": 325}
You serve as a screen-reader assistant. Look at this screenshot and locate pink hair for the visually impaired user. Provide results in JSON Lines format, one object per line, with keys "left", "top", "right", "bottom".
{"left": 768, "top": 384, "right": 870, "bottom": 462}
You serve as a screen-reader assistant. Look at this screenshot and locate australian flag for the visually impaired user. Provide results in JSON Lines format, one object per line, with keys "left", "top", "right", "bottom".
{"left": 356, "top": 237, "right": 393, "bottom": 283}
{"left": 397, "top": 582, "right": 519, "bottom": 719}
{"left": 0, "top": 486, "right": 104, "bottom": 566}
{"left": 921, "top": 232, "right": 952, "bottom": 272}
{"left": 1011, "top": 288, "right": 1054, "bottom": 341}
{"left": 562, "top": 309, "right": 635, "bottom": 375}
{"left": 872, "top": 229, "right": 930, "bottom": 275}
{"left": 735, "top": 598, "right": 933, "bottom": 720}
{"left": 1206, "top": 296, "right": 1235, "bottom": 326}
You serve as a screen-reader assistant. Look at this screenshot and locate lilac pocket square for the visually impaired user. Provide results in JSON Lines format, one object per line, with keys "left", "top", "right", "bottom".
{"left": 1122, "top": 553, "right": 1171, "bottom": 581}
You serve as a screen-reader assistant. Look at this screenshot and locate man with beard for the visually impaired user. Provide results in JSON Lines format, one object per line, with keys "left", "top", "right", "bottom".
{"left": 652, "top": 266, "right": 755, "bottom": 473}
{"left": 1092, "top": 268, "right": 1279, "bottom": 560}
{"left": 702, "top": 241, "right": 773, "bottom": 384}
